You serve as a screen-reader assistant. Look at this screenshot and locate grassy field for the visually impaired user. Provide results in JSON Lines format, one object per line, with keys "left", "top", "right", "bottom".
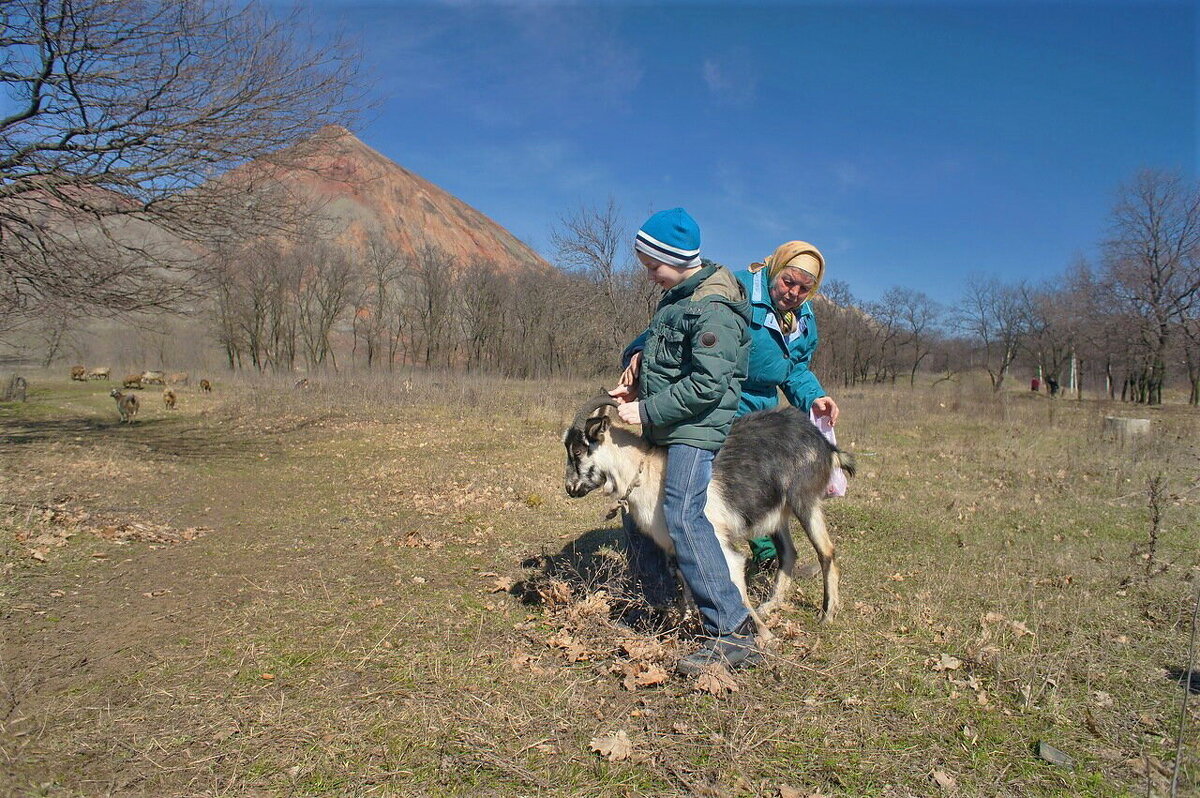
{"left": 1, "top": 371, "right": 1197, "bottom": 797}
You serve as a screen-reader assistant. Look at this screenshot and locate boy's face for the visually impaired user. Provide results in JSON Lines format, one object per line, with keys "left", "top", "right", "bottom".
{"left": 638, "top": 251, "right": 693, "bottom": 290}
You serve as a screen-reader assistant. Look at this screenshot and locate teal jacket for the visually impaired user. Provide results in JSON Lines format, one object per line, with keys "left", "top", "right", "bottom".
{"left": 733, "top": 267, "right": 825, "bottom": 416}
{"left": 621, "top": 265, "right": 751, "bottom": 451}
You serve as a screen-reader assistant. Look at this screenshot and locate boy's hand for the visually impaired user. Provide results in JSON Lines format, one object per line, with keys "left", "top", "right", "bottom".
{"left": 615, "top": 401, "right": 642, "bottom": 425}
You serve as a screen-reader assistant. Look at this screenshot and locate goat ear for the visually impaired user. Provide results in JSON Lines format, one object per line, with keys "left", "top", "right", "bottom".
{"left": 583, "top": 413, "right": 611, "bottom": 442}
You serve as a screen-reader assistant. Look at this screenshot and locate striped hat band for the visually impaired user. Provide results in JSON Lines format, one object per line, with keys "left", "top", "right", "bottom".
{"left": 635, "top": 230, "right": 701, "bottom": 269}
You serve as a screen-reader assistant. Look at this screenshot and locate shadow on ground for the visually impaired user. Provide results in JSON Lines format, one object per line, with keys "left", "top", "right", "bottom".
{"left": 0, "top": 413, "right": 280, "bottom": 460}
{"left": 1166, "top": 667, "right": 1200, "bottom": 694}
{"left": 514, "top": 526, "right": 632, "bottom": 606}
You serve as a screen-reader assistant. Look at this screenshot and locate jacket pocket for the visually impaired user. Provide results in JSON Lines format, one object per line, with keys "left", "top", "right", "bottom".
{"left": 652, "top": 328, "right": 687, "bottom": 369}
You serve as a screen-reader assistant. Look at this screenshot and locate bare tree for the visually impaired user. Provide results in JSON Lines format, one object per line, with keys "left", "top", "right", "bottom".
{"left": 551, "top": 198, "right": 646, "bottom": 352}
{"left": 297, "top": 245, "right": 356, "bottom": 371}
{"left": 404, "top": 242, "right": 456, "bottom": 368}
{"left": 352, "top": 234, "right": 403, "bottom": 369}
{"left": 893, "top": 289, "right": 942, "bottom": 386}
{"left": 0, "top": 0, "right": 358, "bottom": 327}
{"left": 1103, "top": 169, "right": 1200, "bottom": 405}
{"left": 955, "top": 275, "right": 1029, "bottom": 392}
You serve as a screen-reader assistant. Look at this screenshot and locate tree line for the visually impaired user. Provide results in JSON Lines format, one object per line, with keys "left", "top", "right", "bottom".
{"left": 206, "top": 171, "right": 1200, "bottom": 407}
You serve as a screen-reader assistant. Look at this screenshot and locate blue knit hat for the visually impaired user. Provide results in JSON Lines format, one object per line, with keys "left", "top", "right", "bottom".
{"left": 635, "top": 207, "right": 701, "bottom": 268}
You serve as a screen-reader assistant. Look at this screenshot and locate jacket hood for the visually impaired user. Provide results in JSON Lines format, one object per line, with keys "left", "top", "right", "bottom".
{"left": 668, "top": 265, "right": 751, "bottom": 324}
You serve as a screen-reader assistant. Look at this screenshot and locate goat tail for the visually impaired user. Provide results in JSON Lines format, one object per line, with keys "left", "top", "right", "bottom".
{"left": 832, "top": 449, "right": 857, "bottom": 479}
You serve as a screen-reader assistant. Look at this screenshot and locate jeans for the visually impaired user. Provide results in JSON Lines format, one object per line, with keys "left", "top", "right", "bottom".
{"left": 623, "top": 444, "right": 750, "bottom": 639}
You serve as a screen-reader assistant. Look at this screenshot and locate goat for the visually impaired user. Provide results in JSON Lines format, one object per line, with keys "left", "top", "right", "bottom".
{"left": 122, "top": 374, "right": 143, "bottom": 389}
{"left": 166, "top": 371, "right": 189, "bottom": 386}
{"left": 163, "top": 388, "right": 176, "bottom": 409}
{"left": 563, "top": 394, "right": 855, "bottom": 630}
{"left": 141, "top": 370, "right": 165, "bottom": 385}
{"left": 88, "top": 367, "right": 110, "bottom": 381}
{"left": 70, "top": 365, "right": 87, "bottom": 381}
{"left": 110, "top": 388, "right": 139, "bottom": 423}
{"left": 199, "top": 379, "right": 212, "bottom": 393}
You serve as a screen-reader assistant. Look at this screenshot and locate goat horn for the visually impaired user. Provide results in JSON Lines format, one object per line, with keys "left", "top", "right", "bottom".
{"left": 571, "top": 392, "right": 619, "bottom": 430}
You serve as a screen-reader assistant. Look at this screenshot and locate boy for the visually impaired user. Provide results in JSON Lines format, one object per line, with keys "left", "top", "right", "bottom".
{"left": 609, "top": 207, "right": 756, "bottom": 675}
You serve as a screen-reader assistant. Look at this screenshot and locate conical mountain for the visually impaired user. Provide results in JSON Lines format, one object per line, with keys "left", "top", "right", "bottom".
{"left": 247, "top": 126, "right": 549, "bottom": 272}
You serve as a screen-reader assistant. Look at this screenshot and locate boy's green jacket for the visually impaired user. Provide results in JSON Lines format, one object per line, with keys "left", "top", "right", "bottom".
{"left": 622, "top": 264, "right": 751, "bottom": 451}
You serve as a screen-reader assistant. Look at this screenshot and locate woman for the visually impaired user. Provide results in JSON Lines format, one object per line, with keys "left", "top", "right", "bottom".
{"left": 734, "top": 240, "right": 839, "bottom": 562}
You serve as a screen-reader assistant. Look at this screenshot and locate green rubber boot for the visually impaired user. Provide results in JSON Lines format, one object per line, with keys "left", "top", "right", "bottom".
{"left": 748, "top": 535, "right": 776, "bottom": 563}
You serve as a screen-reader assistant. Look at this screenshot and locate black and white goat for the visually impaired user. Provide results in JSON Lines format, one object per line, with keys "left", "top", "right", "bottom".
{"left": 563, "top": 394, "right": 855, "bottom": 630}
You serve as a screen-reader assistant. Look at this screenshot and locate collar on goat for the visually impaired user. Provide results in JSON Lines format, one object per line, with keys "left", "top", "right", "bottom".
{"left": 605, "top": 452, "right": 647, "bottom": 521}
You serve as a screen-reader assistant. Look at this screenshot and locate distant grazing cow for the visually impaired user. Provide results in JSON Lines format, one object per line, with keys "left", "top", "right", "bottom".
{"left": 88, "top": 367, "right": 110, "bottom": 380}
{"left": 163, "top": 388, "right": 177, "bottom": 409}
{"left": 70, "top": 365, "right": 87, "bottom": 381}
{"left": 166, "top": 371, "right": 189, "bottom": 386}
{"left": 141, "top": 370, "right": 165, "bottom": 385}
{"left": 199, "top": 379, "right": 212, "bottom": 393}
{"left": 123, "top": 374, "right": 143, "bottom": 389}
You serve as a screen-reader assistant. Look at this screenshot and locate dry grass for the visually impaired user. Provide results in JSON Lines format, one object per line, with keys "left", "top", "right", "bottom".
{"left": 1, "top": 371, "right": 1197, "bottom": 796}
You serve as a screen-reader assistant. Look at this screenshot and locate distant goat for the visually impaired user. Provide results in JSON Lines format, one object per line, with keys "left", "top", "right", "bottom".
{"left": 88, "top": 367, "right": 110, "bottom": 380}
{"left": 110, "top": 388, "right": 139, "bottom": 423}
{"left": 70, "top": 365, "right": 87, "bottom": 381}
{"left": 199, "top": 379, "right": 212, "bottom": 393}
{"left": 141, "top": 370, "right": 165, "bottom": 385}
{"left": 163, "top": 388, "right": 176, "bottom": 409}
{"left": 166, "top": 371, "right": 189, "bottom": 386}
{"left": 563, "top": 395, "right": 855, "bottom": 629}
{"left": 122, "top": 374, "right": 143, "bottom": 389}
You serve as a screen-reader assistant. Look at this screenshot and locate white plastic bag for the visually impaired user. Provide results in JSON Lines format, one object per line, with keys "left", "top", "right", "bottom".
{"left": 809, "top": 409, "right": 848, "bottom": 498}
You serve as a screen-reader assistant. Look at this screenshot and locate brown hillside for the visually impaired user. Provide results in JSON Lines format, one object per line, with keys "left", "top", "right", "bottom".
{"left": 241, "top": 126, "right": 550, "bottom": 273}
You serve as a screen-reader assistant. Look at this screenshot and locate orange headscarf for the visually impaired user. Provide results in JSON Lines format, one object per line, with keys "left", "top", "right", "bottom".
{"left": 750, "top": 241, "right": 825, "bottom": 334}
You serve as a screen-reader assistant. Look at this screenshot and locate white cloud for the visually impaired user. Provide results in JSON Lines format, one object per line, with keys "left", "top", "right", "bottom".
{"left": 702, "top": 53, "right": 757, "bottom": 105}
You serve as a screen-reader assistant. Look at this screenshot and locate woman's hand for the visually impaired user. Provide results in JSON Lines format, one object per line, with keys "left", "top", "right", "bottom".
{"left": 618, "top": 351, "right": 642, "bottom": 395}
{"left": 608, "top": 384, "right": 637, "bottom": 404}
{"left": 812, "top": 395, "right": 840, "bottom": 425}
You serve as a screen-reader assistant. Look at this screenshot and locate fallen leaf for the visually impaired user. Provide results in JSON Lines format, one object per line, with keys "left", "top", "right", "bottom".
{"left": 621, "top": 662, "right": 670, "bottom": 691}
{"left": 538, "top": 579, "right": 573, "bottom": 607}
{"left": 490, "top": 576, "right": 514, "bottom": 593}
{"left": 619, "top": 638, "right": 667, "bottom": 662}
{"left": 931, "top": 769, "right": 957, "bottom": 789}
{"left": 260, "top": 673, "right": 275, "bottom": 680}
{"left": 1008, "top": 619, "right": 1033, "bottom": 637}
{"left": 590, "top": 729, "right": 633, "bottom": 761}
{"left": 932, "top": 653, "right": 963, "bottom": 672}
{"left": 695, "top": 666, "right": 739, "bottom": 695}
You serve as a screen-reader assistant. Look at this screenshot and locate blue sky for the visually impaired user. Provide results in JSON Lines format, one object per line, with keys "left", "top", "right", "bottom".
{"left": 299, "top": 0, "right": 1195, "bottom": 306}
{"left": 168, "top": 1, "right": 1200, "bottom": 306}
